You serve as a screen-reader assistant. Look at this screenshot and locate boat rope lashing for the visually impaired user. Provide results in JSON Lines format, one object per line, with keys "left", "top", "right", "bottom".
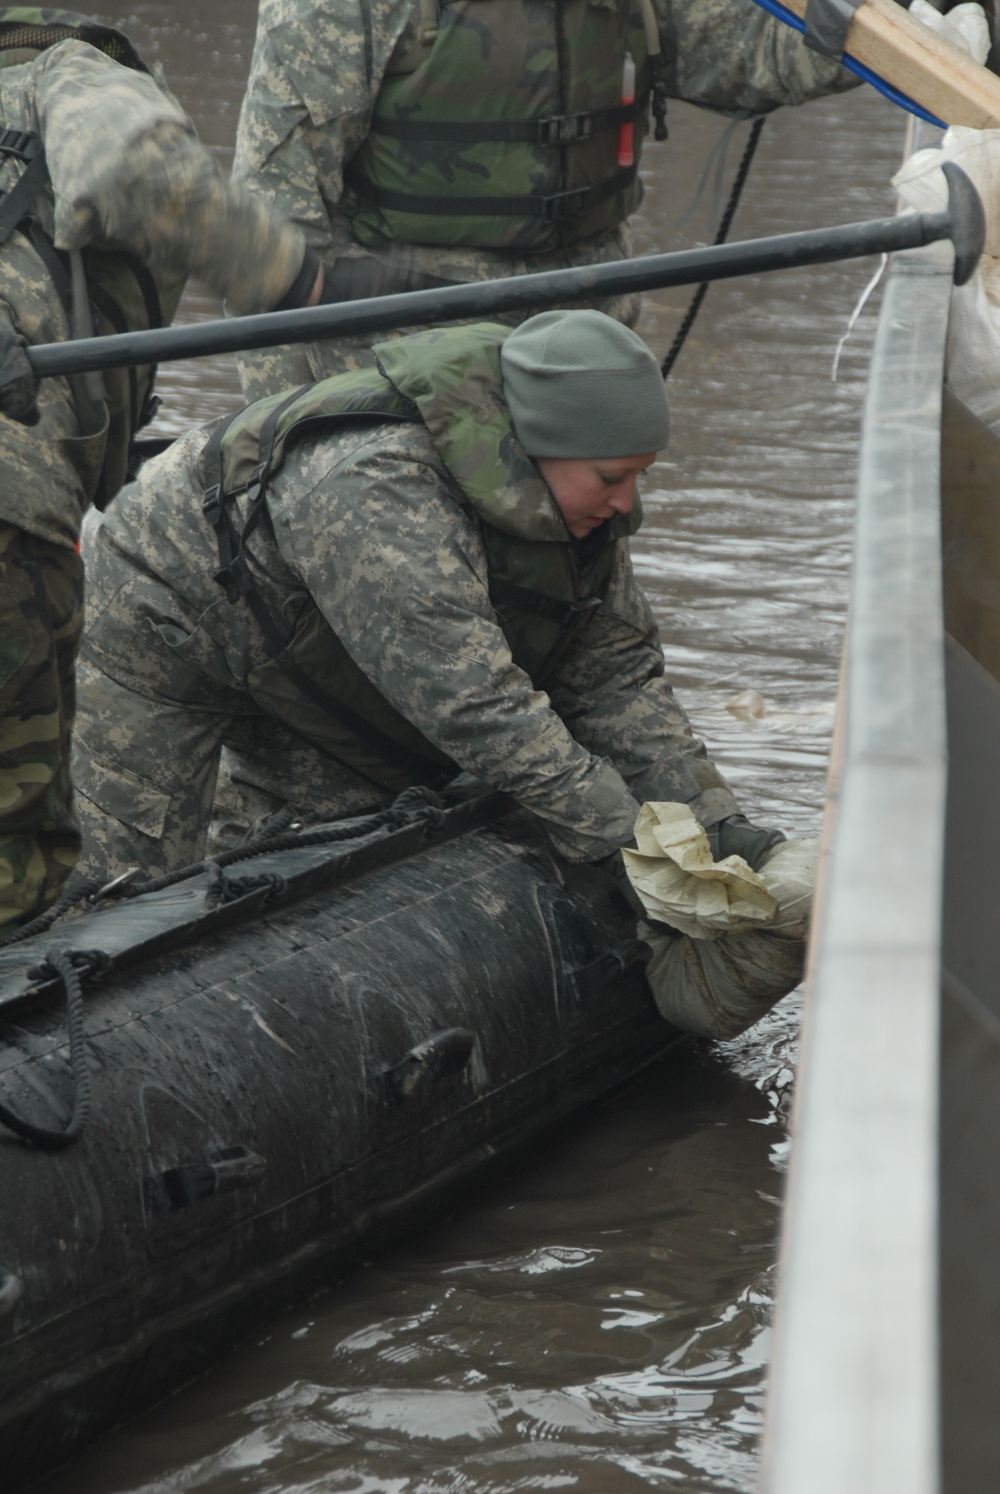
{"left": 202, "top": 862, "right": 288, "bottom": 911}
{"left": 660, "top": 116, "right": 766, "bottom": 380}
{"left": 95, "top": 786, "right": 449, "bottom": 905}
{"left": 0, "top": 949, "right": 108, "bottom": 1149}
{"left": 0, "top": 787, "right": 451, "bottom": 950}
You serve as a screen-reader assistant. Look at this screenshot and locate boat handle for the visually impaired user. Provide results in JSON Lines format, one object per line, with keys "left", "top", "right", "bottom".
{"left": 146, "top": 1144, "right": 266, "bottom": 1214}
{"left": 571, "top": 939, "right": 652, "bottom": 1004}
{"left": 381, "top": 1027, "right": 474, "bottom": 1105}
{"left": 0, "top": 1269, "right": 23, "bottom": 1318}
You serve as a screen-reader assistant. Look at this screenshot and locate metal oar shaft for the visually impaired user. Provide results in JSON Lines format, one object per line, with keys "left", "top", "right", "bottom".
{"left": 25, "top": 178, "right": 981, "bottom": 380}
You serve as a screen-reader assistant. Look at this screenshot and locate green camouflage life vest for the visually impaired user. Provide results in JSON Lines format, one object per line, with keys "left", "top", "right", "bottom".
{"left": 199, "top": 323, "right": 642, "bottom": 789}
{"left": 346, "top": 0, "right": 664, "bottom": 252}
{"left": 0, "top": 9, "right": 183, "bottom": 507}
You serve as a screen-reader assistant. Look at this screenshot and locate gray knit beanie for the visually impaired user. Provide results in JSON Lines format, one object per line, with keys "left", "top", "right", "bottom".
{"left": 500, "top": 310, "right": 670, "bottom": 458}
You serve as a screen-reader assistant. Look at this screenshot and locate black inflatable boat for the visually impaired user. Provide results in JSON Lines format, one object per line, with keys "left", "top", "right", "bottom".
{"left": 0, "top": 789, "right": 676, "bottom": 1487}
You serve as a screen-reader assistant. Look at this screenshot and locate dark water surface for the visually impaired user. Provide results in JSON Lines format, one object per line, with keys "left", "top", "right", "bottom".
{"left": 44, "top": 8, "right": 907, "bottom": 1490}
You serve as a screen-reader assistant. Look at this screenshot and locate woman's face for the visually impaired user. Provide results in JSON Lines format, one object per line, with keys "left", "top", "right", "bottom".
{"left": 537, "top": 453, "right": 657, "bottom": 540}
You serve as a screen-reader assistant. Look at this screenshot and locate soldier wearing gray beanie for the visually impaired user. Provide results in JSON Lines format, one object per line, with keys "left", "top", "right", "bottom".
{"left": 500, "top": 309, "right": 670, "bottom": 458}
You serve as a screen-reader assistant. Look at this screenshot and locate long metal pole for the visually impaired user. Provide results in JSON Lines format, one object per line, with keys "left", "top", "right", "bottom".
{"left": 25, "top": 166, "right": 982, "bottom": 380}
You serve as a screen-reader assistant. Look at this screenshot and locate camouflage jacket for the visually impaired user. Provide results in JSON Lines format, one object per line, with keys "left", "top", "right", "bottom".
{"left": 82, "top": 326, "right": 739, "bottom": 863}
{"left": 0, "top": 38, "right": 307, "bottom": 549}
{"left": 232, "top": 0, "right": 856, "bottom": 393}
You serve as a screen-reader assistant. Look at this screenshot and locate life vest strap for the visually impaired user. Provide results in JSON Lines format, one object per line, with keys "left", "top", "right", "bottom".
{"left": 370, "top": 96, "right": 649, "bottom": 146}
{"left": 490, "top": 580, "right": 602, "bottom": 633}
{"left": 0, "top": 129, "right": 46, "bottom": 244}
{"left": 346, "top": 166, "right": 638, "bottom": 222}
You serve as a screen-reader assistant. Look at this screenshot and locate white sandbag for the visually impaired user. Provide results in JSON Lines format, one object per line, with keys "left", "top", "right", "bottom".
{"left": 894, "top": 124, "right": 1000, "bottom": 431}
{"left": 641, "top": 835, "right": 820, "bottom": 1041}
{"left": 944, "top": 255, "right": 1000, "bottom": 430}
{"left": 909, "top": 0, "right": 990, "bottom": 66}
{"left": 622, "top": 801, "right": 777, "bottom": 939}
{"left": 894, "top": 126, "right": 1000, "bottom": 254}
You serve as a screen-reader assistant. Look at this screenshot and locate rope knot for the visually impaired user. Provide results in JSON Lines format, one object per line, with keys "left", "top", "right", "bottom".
{"left": 388, "top": 785, "right": 446, "bottom": 834}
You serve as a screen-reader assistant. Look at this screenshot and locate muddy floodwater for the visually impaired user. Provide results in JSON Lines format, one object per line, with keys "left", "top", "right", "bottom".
{"left": 40, "top": 7, "right": 909, "bottom": 1491}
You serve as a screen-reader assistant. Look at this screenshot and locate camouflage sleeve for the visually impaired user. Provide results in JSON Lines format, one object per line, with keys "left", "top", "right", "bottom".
{"left": 547, "top": 543, "right": 740, "bottom": 830}
{"left": 232, "top": 0, "right": 418, "bottom": 253}
{"left": 658, "top": 0, "right": 859, "bottom": 113}
{"left": 25, "top": 40, "right": 306, "bottom": 313}
{"left": 273, "top": 438, "right": 644, "bottom": 861}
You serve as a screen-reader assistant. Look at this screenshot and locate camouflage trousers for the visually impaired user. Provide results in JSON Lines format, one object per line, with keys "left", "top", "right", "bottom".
{"left": 0, "top": 523, "right": 83, "bottom": 928}
{"left": 71, "top": 639, "right": 397, "bottom": 887}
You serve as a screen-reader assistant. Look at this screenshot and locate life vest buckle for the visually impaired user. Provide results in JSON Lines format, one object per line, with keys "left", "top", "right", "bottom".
{"left": 212, "top": 558, "right": 248, "bottom": 606}
{"left": 245, "top": 461, "right": 268, "bottom": 505}
{"left": 539, "top": 185, "right": 591, "bottom": 221}
{"left": 0, "top": 128, "right": 41, "bottom": 164}
{"left": 563, "top": 596, "right": 603, "bottom": 632}
{"left": 537, "top": 112, "right": 594, "bottom": 146}
{"left": 202, "top": 482, "right": 223, "bottom": 528}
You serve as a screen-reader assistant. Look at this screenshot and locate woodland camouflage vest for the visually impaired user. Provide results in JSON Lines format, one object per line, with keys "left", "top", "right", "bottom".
{"left": 199, "top": 323, "right": 642, "bottom": 787}
{"left": 0, "top": 9, "right": 182, "bottom": 507}
{"left": 346, "top": 0, "right": 665, "bottom": 253}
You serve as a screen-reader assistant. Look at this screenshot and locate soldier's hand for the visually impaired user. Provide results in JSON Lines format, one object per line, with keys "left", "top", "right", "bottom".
{"left": 0, "top": 326, "right": 39, "bottom": 427}
{"left": 594, "top": 848, "right": 647, "bottom": 920}
{"left": 707, "top": 814, "right": 786, "bottom": 872}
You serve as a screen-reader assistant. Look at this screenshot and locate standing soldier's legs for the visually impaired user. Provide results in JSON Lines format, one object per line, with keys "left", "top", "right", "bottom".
{"left": 0, "top": 523, "right": 83, "bottom": 928}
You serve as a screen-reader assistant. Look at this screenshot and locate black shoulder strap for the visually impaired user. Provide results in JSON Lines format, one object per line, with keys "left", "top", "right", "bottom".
{"left": 0, "top": 129, "right": 46, "bottom": 244}
{"left": 489, "top": 580, "right": 602, "bottom": 633}
{"left": 200, "top": 399, "right": 441, "bottom": 782}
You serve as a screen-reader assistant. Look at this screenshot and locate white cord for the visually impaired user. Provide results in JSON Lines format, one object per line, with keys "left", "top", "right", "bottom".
{"left": 831, "top": 254, "right": 888, "bottom": 383}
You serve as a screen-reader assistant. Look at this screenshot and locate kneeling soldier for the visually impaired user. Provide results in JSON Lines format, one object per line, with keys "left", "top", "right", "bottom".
{"left": 73, "top": 310, "right": 784, "bottom": 887}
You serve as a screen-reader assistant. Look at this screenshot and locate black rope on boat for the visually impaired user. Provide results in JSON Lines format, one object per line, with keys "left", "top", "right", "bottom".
{"left": 0, "top": 948, "right": 106, "bottom": 1148}
{"left": 661, "top": 117, "right": 766, "bottom": 381}
{"left": 220, "top": 871, "right": 288, "bottom": 905}
{"left": 0, "top": 788, "right": 447, "bottom": 952}
{"left": 12, "top": 787, "right": 450, "bottom": 928}
{"left": 124, "top": 784, "right": 448, "bottom": 905}
{"left": 0, "top": 877, "right": 104, "bottom": 951}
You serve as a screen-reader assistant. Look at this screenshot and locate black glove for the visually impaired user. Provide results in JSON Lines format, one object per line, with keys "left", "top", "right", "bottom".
{"left": 0, "top": 325, "right": 39, "bottom": 426}
{"left": 707, "top": 814, "right": 786, "bottom": 872}
{"left": 594, "top": 848, "right": 647, "bottom": 920}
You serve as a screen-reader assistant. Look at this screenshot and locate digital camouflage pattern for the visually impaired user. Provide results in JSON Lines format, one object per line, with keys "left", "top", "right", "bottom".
{"left": 199, "top": 325, "right": 639, "bottom": 771}
{"left": 0, "top": 35, "right": 308, "bottom": 922}
{"left": 346, "top": 0, "right": 653, "bottom": 251}
{"left": 0, "top": 9, "right": 149, "bottom": 72}
{"left": 0, "top": 521, "right": 81, "bottom": 927}
{"left": 232, "top": 0, "right": 857, "bottom": 397}
{"left": 0, "top": 37, "right": 307, "bottom": 547}
{"left": 72, "top": 322, "right": 738, "bottom": 885}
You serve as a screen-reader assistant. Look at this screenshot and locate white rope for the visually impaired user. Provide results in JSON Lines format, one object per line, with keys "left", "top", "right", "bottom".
{"left": 831, "top": 253, "right": 888, "bottom": 382}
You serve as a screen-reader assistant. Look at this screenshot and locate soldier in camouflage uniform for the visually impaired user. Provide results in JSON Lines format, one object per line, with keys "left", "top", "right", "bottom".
{"left": 73, "top": 311, "right": 783, "bottom": 886}
{"left": 232, "top": 0, "right": 857, "bottom": 398}
{"left": 0, "top": 12, "right": 323, "bottom": 928}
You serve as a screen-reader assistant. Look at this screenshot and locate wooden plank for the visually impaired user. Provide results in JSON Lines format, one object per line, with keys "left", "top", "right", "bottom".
{"left": 779, "top": 0, "right": 1000, "bottom": 128}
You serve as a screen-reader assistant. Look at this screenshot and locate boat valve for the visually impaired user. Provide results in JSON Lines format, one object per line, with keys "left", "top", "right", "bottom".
{"left": 145, "top": 1144, "right": 266, "bottom": 1214}
{"left": 0, "top": 1269, "right": 23, "bottom": 1327}
{"left": 380, "top": 1027, "right": 474, "bottom": 1105}
{"left": 571, "top": 939, "right": 652, "bottom": 1005}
